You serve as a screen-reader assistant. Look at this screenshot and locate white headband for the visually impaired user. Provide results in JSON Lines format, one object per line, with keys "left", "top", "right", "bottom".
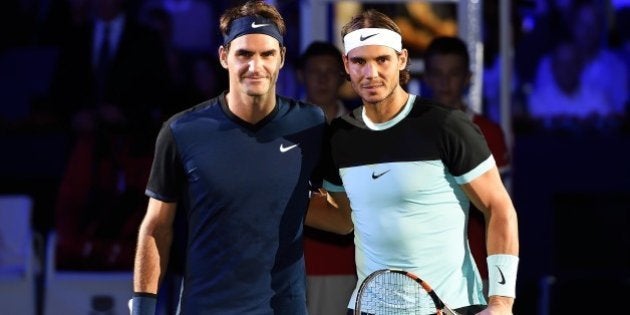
{"left": 343, "top": 28, "right": 402, "bottom": 55}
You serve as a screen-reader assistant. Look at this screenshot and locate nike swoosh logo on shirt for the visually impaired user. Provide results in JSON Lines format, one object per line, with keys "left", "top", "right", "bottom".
{"left": 360, "top": 33, "right": 378, "bottom": 41}
{"left": 251, "top": 22, "right": 270, "bottom": 28}
{"left": 279, "top": 143, "right": 298, "bottom": 153}
{"left": 496, "top": 266, "right": 506, "bottom": 285}
{"left": 371, "top": 170, "right": 390, "bottom": 179}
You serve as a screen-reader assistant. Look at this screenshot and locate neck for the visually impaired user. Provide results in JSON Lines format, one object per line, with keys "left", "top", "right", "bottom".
{"left": 363, "top": 86, "right": 409, "bottom": 123}
{"left": 225, "top": 91, "right": 276, "bottom": 124}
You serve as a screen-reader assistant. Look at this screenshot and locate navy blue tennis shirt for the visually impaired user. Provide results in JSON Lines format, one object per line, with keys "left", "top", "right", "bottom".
{"left": 146, "top": 92, "right": 327, "bottom": 314}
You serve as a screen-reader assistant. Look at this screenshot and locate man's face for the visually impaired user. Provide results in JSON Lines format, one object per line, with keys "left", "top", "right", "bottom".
{"left": 423, "top": 54, "right": 470, "bottom": 108}
{"left": 301, "top": 55, "right": 343, "bottom": 104}
{"left": 343, "top": 45, "right": 406, "bottom": 104}
{"left": 219, "top": 34, "right": 285, "bottom": 98}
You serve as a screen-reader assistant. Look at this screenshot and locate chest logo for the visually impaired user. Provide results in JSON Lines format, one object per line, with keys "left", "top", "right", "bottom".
{"left": 279, "top": 143, "right": 299, "bottom": 153}
{"left": 371, "top": 170, "right": 390, "bottom": 179}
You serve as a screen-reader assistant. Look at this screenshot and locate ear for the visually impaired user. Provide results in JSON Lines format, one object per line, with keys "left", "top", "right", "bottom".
{"left": 398, "top": 48, "right": 409, "bottom": 70}
{"left": 279, "top": 46, "right": 286, "bottom": 69}
{"left": 218, "top": 46, "right": 228, "bottom": 69}
{"left": 342, "top": 54, "right": 350, "bottom": 75}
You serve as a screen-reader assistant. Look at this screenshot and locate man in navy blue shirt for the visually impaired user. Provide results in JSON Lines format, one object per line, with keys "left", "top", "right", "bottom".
{"left": 131, "top": 1, "right": 352, "bottom": 314}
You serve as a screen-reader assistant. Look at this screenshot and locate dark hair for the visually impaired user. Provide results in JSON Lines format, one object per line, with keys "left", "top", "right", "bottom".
{"left": 296, "top": 41, "right": 343, "bottom": 71}
{"left": 219, "top": 0, "right": 285, "bottom": 49}
{"left": 424, "top": 36, "right": 470, "bottom": 71}
{"left": 340, "top": 9, "right": 410, "bottom": 85}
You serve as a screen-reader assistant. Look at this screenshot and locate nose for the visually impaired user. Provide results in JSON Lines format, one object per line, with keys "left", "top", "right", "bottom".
{"left": 363, "top": 61, "right": 378, "bottom": 79}
{"left": 248, "top": 56, "right": 261, "bottom": 73}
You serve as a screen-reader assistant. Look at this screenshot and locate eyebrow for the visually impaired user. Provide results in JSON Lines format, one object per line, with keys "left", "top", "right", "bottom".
{"left": 349, "top": 54, "right": 392, "bottom": 62}
{"left": 234, "top": 48, "right": 277, "bottom": 55}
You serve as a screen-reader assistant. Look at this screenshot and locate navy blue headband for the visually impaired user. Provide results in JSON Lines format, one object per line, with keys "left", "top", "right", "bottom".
{"left": 223, "top": 15, "right": 283, "bottom": 46}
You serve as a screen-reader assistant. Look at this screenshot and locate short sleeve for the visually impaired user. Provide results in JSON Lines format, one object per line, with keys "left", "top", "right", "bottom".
{"left": 440, "top": 110, "right": 493, "bottom": 183}
{"left": 145, "top": 122, "right": 185, "bottom": 202}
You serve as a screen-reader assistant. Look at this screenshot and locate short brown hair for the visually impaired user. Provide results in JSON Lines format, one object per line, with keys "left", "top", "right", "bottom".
{"left": 219, "top": 0, "right": 286, "bottom": 49}
{"left": 341, "top": 9, "right": 410, "bottom": 85}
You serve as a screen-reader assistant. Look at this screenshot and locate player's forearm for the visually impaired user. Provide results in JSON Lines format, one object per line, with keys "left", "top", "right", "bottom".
{"left": 304, "top": 192, "right": 353, "bottom": 234}
{"left": 485, "top": 204, "right": 519, "bottom": 256}
{"left": 133, "top": 222, "right": 173, "bottom": 294}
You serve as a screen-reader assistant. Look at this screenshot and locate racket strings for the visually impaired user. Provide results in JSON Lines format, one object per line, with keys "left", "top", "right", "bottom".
{"left": 357, "top": 272, "right": 437, "bottom": 315}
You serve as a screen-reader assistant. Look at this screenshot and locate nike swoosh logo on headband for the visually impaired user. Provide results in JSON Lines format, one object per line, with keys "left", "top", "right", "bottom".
{"left": 251, "top": 22, "right": 270, "bottom": 28}
{"left": 360, "top": 33, "right": 378, "bottom": 41}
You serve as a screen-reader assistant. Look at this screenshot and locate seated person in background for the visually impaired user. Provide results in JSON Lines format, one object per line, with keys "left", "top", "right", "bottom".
{"left": 296, "top": 41, "right": 357, "bottom": 315}
{"left": 568, "top": 0, "right": 627, "bottom": 116}
{"left": 528, "top": 40, "right": 611, "bottom": 127}
{"left": 530, "top": 0, "right": 627, "bottom": 129}
{"left": 423, "top": 36, "right": 512, "bottom": 294}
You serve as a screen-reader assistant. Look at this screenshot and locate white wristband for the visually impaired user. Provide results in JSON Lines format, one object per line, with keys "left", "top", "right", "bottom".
{"left": 487, "top": 254, "right": 519, "bottom": 298}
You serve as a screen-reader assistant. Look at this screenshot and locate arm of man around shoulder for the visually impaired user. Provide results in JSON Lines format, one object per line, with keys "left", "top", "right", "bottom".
{"left": 461, "top": 166, "right": 519, "bottom": 315}
{"left": 304, "top": 189, "right": 354, "bottom": 235}
{"left": 134, "top": 198, "right": 177, "bottom": 294}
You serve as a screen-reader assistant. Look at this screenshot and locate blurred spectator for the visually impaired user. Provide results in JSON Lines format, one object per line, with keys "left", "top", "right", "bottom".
{"left": 515, "top": 0, "right": 573, "bottom": 86}
{"left": 181, "top": 54, "right": 226, "bottom": 107}
{"left": 48, "top": 0, "right": 172, "bottom": 134}
{"left": 532, "top": 0, "right": 627, "bottom": 123}
{"left": 570, "top": 0, "right": 627, "bottom": 115}
{"left": 528, "top": 40, "right": 612, "bottom": 126}
{"left": 49, "top": 0, "right": 172, "bottom": 270}
{"left": 296, "top": 41, "right": 353, "bottom": 123}
{"left": 296, "top": 41, "right": 356, "bottom": 315}
{"left": 140, "top": 3, "right": 193, "bottom": 118}
{"left": 423, "top": 36, "right": 512, "bottom": 294}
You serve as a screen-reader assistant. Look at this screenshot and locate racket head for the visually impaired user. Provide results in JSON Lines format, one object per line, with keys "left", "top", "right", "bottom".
{"left": 354, "top": 269, "right": 459, "bottom": 315}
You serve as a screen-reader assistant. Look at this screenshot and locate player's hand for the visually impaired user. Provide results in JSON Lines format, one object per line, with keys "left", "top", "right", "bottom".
{"left": 476, "top": 295, "right": 514, "bottom": 315}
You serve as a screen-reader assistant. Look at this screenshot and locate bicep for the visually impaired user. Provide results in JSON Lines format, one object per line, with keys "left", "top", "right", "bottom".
{"left": 461, "top": 166, "right": 511, "bottom": 215}
{"left": 141, "top": 198, "right": 177, "bottom": 235}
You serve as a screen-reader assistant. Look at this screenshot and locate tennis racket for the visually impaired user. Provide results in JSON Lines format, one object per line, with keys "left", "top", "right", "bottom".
{"left": 354, "top": 269, "right": 459, "bottom": 315}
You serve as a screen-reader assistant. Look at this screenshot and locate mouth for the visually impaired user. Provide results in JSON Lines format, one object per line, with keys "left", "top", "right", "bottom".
{"left": 362, "top": 83, "right": 383, "bottom": 91}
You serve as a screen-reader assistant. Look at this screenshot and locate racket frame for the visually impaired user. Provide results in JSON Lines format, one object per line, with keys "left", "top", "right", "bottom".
{"left": 354, "top": 269, "right": 460, "bottom": 315}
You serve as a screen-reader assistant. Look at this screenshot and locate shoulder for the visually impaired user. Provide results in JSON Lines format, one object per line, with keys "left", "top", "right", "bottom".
{"left": 165, "top": 96, "right": 222, "bottom": 129}
{"left": 408, "top": 96, "right": 466, "bottom": 130}
{"left": 277, "top": 95, "right": 326, "bottom": 124}
{"left": 410, "top": 96, "right": 452, "bottom": 116}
